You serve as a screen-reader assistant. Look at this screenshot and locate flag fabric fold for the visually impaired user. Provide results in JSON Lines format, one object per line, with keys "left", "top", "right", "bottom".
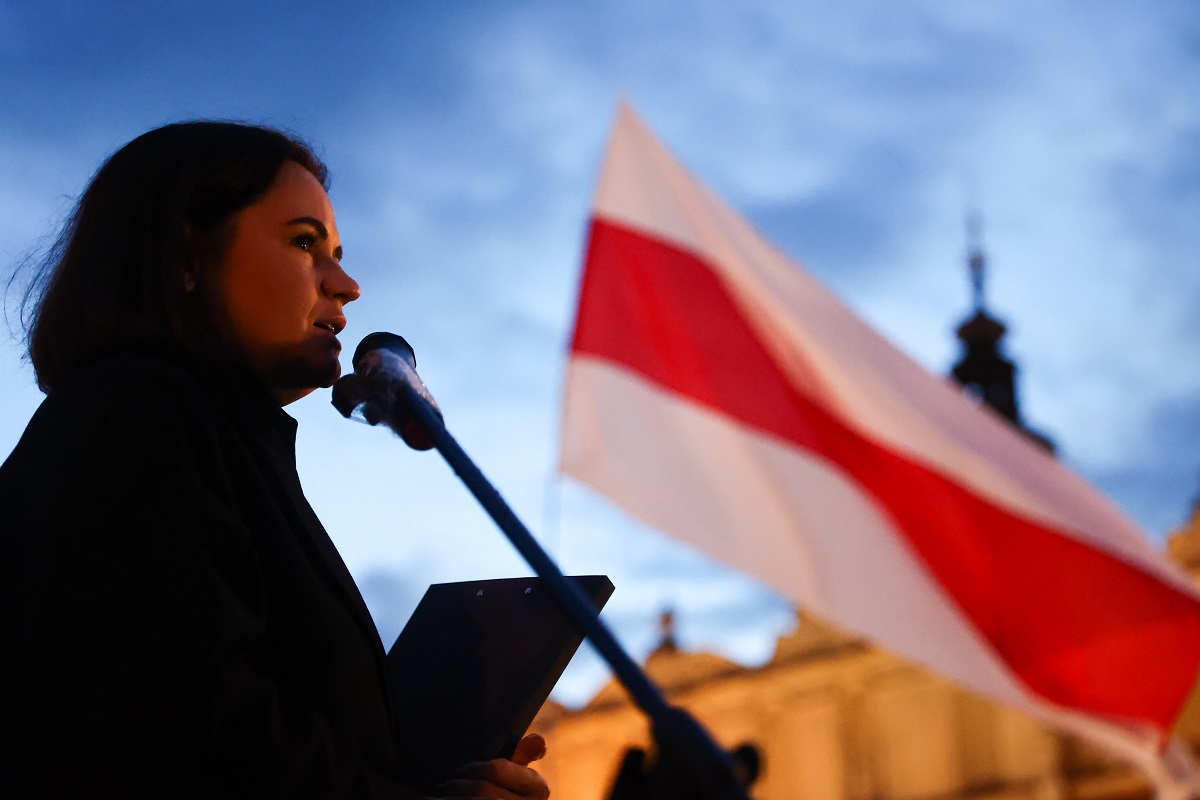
{"left": 559, "top": 102, "right": 1200, "bottom": 796}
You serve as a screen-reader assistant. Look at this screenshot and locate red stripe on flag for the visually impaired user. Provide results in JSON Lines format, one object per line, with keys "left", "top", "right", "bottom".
{"left": 570, "top": 216, "right": 1200, "bottom": 732}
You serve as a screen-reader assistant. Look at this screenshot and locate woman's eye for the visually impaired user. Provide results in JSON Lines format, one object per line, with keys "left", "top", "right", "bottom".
{"left": 292, "top": 233, "right": 317, "bottom": 251}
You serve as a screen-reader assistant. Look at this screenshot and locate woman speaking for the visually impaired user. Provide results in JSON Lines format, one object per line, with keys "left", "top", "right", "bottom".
{"left": 0, "top": 122, "right": 548, "bottom": 799}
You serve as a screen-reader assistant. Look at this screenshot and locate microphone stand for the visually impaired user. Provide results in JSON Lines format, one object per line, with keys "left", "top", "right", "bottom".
{"left": 335, "top": 334, "right": 750, "bottom": 800}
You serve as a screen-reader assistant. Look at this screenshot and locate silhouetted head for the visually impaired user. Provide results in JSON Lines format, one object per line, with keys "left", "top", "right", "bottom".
{"left": 23, "top": 121, "right": 330, "bottom": 394}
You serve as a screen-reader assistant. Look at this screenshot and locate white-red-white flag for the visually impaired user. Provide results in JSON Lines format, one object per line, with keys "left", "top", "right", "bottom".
{"left": 559, "top": 102, "right": 1200, "bottom": 795}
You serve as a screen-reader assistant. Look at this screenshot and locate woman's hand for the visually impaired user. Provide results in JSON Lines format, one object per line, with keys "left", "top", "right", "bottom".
{"left": 432, "top": 733, "right": 550, "bottom": 800}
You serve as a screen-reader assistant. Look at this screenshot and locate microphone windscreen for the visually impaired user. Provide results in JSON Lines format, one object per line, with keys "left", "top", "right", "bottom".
{"left": 333, "top": 332, "right": 438, "bottom": 451}
{"left": 353, "top": 331, "right": 417, "bottom": 372}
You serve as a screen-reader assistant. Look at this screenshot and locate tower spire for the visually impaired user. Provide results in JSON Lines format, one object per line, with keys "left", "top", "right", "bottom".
{"left": 949, "top": 210, "right": 1055, "bottom": 454}
{"left": 966, "top": 210, "right": 987, "bottom": 312}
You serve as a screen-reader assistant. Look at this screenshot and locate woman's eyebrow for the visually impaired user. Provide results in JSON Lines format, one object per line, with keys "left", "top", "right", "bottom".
{"left": 286, "top": 216, "right": 329, "bottom": 238}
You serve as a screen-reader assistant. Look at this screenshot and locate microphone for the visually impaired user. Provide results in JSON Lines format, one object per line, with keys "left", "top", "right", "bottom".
{"left": 331, "top": 332, "right": 442, "bottom": 450}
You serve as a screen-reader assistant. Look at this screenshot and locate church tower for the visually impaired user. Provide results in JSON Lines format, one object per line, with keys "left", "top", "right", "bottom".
{"left": 950, "top": 214, "right": 1055, "bottom": 453}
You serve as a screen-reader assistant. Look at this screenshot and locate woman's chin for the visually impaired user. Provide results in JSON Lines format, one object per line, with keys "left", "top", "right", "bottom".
{"left": 273, "top": 386, "right": 318, "bottom": 406}
{"left": 262, "top": 357, "right": 343, "bottom": 406}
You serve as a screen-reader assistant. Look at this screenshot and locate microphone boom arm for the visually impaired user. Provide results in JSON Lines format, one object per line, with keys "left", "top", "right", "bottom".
{"left": 333, "top": 333, "right": 750, "bottom": 800}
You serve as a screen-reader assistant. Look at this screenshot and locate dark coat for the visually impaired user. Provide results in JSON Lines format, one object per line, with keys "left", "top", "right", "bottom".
{"left": 0, "top": 354, "right": 421, "bottom": 799}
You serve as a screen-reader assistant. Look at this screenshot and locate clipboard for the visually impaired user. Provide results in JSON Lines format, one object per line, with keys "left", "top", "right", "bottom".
{"left": 386, "top": 574, "right": 614, "bottom": 791}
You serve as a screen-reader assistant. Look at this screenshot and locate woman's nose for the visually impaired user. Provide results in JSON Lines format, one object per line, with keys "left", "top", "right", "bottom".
{"left": 323, "top": 262, "right": 361, "bottom": 303}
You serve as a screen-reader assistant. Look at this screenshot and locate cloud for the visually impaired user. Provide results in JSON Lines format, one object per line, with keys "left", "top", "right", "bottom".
{"left": 1090, "top": 388, "right": 1200, "bottom": 539}
{"left": 3, "top": 1, "right": 1199, "bottom": 687}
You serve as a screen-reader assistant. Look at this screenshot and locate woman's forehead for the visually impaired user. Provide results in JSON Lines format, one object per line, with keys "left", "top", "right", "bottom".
{"left": 250, "top": 162, "right": 337, "bottom": 232}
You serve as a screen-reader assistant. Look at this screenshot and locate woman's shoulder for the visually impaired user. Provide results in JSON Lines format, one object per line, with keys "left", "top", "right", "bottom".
{"left": 6, "top": 354, "right": 237, "bottom": 472}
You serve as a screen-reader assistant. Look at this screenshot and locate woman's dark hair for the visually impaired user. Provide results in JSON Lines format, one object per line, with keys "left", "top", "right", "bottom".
{"left": 21, "top": 121, "right": 328, "bottom": 392}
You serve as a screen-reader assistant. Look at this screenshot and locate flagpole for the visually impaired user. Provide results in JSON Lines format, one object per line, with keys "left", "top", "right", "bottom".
{"left": 334, "top": 334, "right": 750, "bottom": 800}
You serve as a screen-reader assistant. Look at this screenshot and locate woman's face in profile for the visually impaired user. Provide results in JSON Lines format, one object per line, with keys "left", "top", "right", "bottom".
{"left": 215, "top": 160, "right": 361, "bottom": 406}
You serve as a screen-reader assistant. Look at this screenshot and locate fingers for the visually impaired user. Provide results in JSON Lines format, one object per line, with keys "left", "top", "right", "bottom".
{"left": 511, "top": 733, "right": 547, "bottom": 767}
{"left": 433, "top": 758, "right": 549, "bottom": 800}
{"left": 431, "top": 736, "right": 550, "bottom": 799}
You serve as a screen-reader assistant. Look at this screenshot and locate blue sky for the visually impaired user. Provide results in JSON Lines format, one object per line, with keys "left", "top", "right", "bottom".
{"left": 3, "top": 1, "right": 1198, "bottom": 704}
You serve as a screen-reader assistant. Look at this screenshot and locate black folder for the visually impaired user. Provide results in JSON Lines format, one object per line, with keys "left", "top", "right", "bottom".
{"left": 386, "top": 574, "right": 614, "bottom": 791}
